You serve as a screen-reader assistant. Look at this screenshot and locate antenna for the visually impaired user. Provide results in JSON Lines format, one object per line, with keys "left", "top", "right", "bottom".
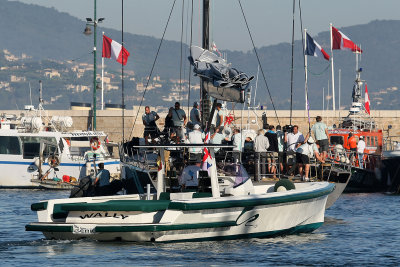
{"left": 29, "top": 82, "right": 33, "bottom": 106}
{"left": 39, "top": 80, "right": 43, "bottom": 106}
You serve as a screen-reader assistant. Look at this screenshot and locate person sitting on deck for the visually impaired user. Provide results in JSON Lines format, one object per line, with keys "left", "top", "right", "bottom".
{"left": 179, "top": 161, "right": 201, "bottom": 190}
{"left": 94, "top": 163, "right": 111, "bottom": 195}
{"left": 295, "top": 135, "right": 325, "bottom": 182}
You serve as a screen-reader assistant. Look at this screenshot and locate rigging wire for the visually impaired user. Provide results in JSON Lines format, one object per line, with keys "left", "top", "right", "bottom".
{"left": 128, "top": 0, "right": 177, "bottom": 140}
{"left": 289, "top": 0, "right": 295, "bottom": 126}
{"left": 299, "top": 0, "right": 311, "bottom": 132}
{"left": 179, "top": 0, "right": 185, "bottom": 100}
{"left": 187, "top": 0, "right": 194, "bottom": 115}
{"left": 237, "top": 0, "right": 280, "bottom": 126}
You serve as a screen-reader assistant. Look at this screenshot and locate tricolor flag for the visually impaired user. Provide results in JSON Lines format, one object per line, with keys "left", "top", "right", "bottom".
{"left": 365, "top": 83, "right": 370, "bottom": 115}
{"left": 305, "top": 33, "right": 330, "bottom": 61}
{"left": 102, "top": 35, "right": 130, "bottom": 65}
{"left": 332, "top": 26, "right": 362, "bottom": 53}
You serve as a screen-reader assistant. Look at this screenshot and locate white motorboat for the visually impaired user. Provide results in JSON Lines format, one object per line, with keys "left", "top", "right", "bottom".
{"left": 26, "top": 144, "right": 334, "bottom": 242}
{"left": 0, "top": 112, "right": 120, "bottom": 189}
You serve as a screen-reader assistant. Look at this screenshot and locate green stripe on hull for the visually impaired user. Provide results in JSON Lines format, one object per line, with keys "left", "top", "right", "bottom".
{"left": 31, "top": 202, "right": 48, "bottom": 211}
{"left": 25, "top": 224, "right": 73, "bottom": 232}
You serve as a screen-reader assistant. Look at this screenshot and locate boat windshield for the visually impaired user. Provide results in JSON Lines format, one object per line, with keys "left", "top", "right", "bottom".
{"left": 222, "top": 164, "right": 250, "bottom": 188}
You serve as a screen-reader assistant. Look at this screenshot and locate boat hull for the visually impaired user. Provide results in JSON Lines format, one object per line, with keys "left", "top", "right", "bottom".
{"left": 26, "top": 182, "right": 333, "bottom": 242}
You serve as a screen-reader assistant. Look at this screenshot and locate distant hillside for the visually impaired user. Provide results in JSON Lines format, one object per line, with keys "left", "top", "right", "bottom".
{"left": 0, "top": 0, "right": 399, "bottom": 110}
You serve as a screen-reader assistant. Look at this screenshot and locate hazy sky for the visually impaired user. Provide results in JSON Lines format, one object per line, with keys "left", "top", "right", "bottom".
{"left": 12, "top": 0, "right": 400, "bottom": 51}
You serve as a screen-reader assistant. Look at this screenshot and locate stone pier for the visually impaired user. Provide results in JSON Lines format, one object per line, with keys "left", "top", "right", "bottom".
{"left": 1, "top": 109, "right": 400, "bottom": 142}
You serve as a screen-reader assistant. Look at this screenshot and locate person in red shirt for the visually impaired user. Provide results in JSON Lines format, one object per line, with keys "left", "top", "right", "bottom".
{"left": 347, "top": 133, "right": 357, "bottom": 152}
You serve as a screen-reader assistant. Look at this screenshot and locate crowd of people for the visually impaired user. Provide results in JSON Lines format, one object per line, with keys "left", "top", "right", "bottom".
{"left": 141, "top": 103, "right": 367, "bottom": 182}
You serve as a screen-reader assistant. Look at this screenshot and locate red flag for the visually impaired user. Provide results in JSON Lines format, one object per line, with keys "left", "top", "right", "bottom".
{"left": 332, "top": 26, "right": 362, "bottom": 53}
{"left": 365, "top": 84, "right": 370, "bottom": 115}
{"left": 102, "top": 35, "right": 130, "bottom": 65}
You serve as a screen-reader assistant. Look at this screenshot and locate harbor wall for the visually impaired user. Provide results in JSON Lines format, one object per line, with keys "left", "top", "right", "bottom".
{"left": 1, "top": 109, "right": 400, "bottom": 142}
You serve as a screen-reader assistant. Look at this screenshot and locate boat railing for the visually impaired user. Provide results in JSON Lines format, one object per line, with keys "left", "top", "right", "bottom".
{"left": 383, "top": 136, "right": 400, "bottom": 151}
{"left": 328, "top": 146, "right": 380, "bottom": 171}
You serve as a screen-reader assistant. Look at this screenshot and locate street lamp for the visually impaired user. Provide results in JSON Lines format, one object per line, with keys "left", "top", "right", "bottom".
{"left": 83, "top": 0, "right": 104, "bottom": 131}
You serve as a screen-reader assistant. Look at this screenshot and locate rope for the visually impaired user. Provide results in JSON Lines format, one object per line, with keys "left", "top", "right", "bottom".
{"left": 179, "top": 0, "right": 185, "bottom": 100}
{"left": 128, "top": 0, "right": 177, "bottom": 140}
{"left": 237, "top": 0, "right": 280, "bottom": 126}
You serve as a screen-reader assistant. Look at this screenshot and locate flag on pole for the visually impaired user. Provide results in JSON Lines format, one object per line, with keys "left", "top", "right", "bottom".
{"left": 102, "top": 35, "right": 130, "bottom": 65}
{"left": 211, "top": 41, "right": 222, "bottom": 57}
{"left": 365, "top": 83, "right": 370, "bottom": 115}
{"left": 202, "top": 132, "right": 213, "bottom": 174}
{"left": 305, "top": 33, "right": 330, "bottom": 61}
{"left": 331, "top": 26, "right": 362, "bottom": 53}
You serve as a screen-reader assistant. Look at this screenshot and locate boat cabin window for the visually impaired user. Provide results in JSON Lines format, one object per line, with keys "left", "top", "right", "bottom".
{"left": 0, "top": 136, "right": 21, "bottom": 155}
{"left": 330, "top": 136, "right": 344, "bottom": 145}
{"left": 20, "top": 137, "right": 57, "bottom": 159}
{"left": 375, "top": 137, "right": 378, "bottom": 147}
{"left": 366, "top": 136, "right": 371, "bottom": 146}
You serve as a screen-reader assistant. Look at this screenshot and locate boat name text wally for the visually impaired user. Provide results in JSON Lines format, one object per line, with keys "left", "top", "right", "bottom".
{"left": 79, "top": 212, "right": 129, "bottom": 220}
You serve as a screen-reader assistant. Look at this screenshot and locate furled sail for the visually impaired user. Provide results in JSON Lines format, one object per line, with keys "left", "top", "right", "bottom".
{"left": 188, "top": 46, "right": 253, "bottom": 103}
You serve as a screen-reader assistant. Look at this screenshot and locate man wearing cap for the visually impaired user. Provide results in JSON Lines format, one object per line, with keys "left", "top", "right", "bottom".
{"left": 187, "top": 124, "right": 205, "bottom": 162}
{"left": 357, "top": 136, "right": 366, "bottom": 169}
{"left": 190, "top": 102, "right": 201, "bottom": 127}
{"left": 311, "top": 116, "right": 330, "bottom": 159}
{"left": 295, "top": 135, "right": 325, "bottom": 181}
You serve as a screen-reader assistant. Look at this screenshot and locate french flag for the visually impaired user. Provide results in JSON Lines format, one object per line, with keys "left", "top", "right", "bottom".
{"left": 332, "top": 26, "right": 362, "bottom": 53}
{"left": 102, "top": 35, "right": 130, "bottom": 65}
{"left": 305, "top": 33, "right": 330, "bottom": 61}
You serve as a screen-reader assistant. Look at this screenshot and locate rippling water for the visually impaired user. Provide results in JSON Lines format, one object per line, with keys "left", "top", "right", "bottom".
{"left": 1, "top": 190, "right": 399, "bottom": 266}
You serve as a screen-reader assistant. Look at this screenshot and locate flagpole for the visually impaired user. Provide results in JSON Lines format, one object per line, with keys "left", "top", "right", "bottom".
{"left": 330, "top": 23, "right": 336, "bottom": 112}
{"left": 101, "top": 31, "right": 105, "bottom": 110}
{"left": 121, "top": 0, "right": 125, "bottom": 143}
{"left": 304, "top": 29, "right": 308, "bottom": 113}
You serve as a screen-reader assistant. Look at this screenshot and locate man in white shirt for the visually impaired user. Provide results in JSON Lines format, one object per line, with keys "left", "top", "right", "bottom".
{"left": 232, "top": 128, "right": 244, "bottom": 163}
{"left": 286, "top": 125, "right": 305, "bottom": 175}
{"left": 187, "top": 124, "right": 205, "bottom": 162}
{"left": 215, "top": 103, "right": 224, "bottom": 132}
{"left": 254, "top": 129, "right": 270, "bottom": 181}
{"left": 296, "top": 136, "right": 325, "bottom": 181}
{"left": 357, "top": 136, "right": 366, "bottom": 169}
{"left": 286, "top": 125, "right": 305, "bottom": 152}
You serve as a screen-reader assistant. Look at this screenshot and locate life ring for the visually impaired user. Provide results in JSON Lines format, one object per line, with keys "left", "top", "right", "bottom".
{"left": 47, "top": 155, "right": 60, "bottom": 168}
{"left": 90, "top": 137, "right": 101, "bottom": 150}
{"left": 274, "top": 179, "right": 296, "bottom": 192}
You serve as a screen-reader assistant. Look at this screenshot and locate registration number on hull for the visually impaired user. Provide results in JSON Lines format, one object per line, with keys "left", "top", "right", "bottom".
{"left": 73, "top": 224, "right": 96, "bottom": 234}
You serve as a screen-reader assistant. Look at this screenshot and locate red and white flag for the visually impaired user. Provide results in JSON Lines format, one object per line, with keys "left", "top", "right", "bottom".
{"left": 102, "top": 35, "right": 130, "bottom": 65}
{"left": 332, "top": 26, "right": 362, "bottom": 53}
{"left": 212, "top": 41, "right": 222, "bottom": 57}
{"left": 202, "top": 132, "right": 213, "bottom": 174}
{"left": 365, "top": 83, "right": 370, "bottom": 115}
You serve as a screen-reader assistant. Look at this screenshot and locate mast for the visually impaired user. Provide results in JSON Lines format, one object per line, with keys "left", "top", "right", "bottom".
{"left": 201, "top": 0, "right": 211, "bottom": 129}
{"left": 329, "top": 23, "right": 336, "bottom": 111}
